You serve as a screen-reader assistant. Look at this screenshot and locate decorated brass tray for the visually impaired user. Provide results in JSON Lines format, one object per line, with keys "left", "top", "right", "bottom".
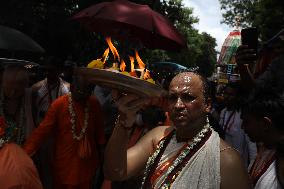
{"left": 75, "top": 67, "right": 167, "bottom": 97}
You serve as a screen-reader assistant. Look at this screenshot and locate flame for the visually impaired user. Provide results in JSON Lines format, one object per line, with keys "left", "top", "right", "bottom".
{"left": 143, "top": 69, "right": 152, "bottom": 80}
{"left": 129, "top": 56, "right": 135, "bottom": 72}
{"left": 135, "top": 50, "right": 145, "bottom": 69}
{"left": 102, "top": 48, "right": 110, "bottom": 64}
{"left": 120, "top": 60, "right": 126, "bottom": 72}
{"left": 93, "top": 37, "right": 153, "bottom": 82}
{"left": 129, "top": 56, "right": 137, "bottom": 77}
{"left": 105, "top": 37, "right": 120, "bottom": 62}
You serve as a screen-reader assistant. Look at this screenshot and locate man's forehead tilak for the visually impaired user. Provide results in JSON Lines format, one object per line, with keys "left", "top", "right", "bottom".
{"left": 170, "top": 73, "right": 205, "bottom": 96}
{"left": 170, "top": 73, "right": 194, "bottom": 90}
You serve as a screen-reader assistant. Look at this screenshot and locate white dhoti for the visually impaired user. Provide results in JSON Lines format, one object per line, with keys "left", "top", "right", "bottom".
{"left": 154, "top": 130, "right": 221, "bottom": 189}
{"left": 254, "top": 161, "right": 282, "bottom": 189}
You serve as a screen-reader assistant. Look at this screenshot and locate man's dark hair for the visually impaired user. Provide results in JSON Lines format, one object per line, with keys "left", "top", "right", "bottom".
{"left": 242, "top": 86, "right": 284, "bottom": 130}
{"left": 72, "top": 75, "right": 95, "bottom": 93}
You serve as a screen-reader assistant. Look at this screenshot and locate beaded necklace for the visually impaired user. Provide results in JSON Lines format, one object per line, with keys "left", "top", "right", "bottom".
{"left": 0, "top": 92, "right": 25, "bottom": 146}
{"left": 67, "top": 93, "right": 90, "bottom": 141}
{"left": 141, "top": 124, "right": 212, "bottom": 189}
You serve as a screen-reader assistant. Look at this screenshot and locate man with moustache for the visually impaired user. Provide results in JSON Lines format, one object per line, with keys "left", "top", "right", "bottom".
{"left": 104, "top": 72, "right": 250, "bottom": 189}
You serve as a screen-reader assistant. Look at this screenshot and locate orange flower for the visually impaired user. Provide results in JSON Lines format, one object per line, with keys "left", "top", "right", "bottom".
{"left": 0, "top": 117, "right": 7, "bottom": 137}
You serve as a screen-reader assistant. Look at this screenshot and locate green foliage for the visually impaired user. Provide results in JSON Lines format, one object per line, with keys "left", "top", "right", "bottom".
{"left": 219, "top": 0, "right": 256, "bottom": 28}
{"left": 196, "top": 33, "right": 217, "bottom": 77}
{"left": 219, "top": 0, "right": 284, "bottom": 41}
{"left": 254, "top": 0, "right": 284, "bottom": 40}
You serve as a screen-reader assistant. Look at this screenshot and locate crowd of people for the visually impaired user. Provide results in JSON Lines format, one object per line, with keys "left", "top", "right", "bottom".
{"left": 0, "top": 28, "right": 283, "bottom": 189}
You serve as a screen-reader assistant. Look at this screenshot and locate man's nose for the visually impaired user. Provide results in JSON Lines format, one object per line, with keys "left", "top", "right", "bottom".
{"left": 174, "top": 97, "right": 185, "bottom": 108}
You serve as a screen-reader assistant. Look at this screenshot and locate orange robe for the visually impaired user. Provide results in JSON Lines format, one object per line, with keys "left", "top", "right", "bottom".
{"left": 23, "top": 95, "right": 105, "bottom": 188}
{"left": 0, "top": 143, "right": 43, "bottom": 189}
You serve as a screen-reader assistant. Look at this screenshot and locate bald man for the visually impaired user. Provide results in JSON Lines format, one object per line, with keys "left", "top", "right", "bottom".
{"left": 104, "top": 72, "right": 251, "bottom": 189}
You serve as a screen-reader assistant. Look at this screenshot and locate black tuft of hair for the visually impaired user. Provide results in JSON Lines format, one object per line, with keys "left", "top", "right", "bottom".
{"left": 242, "top": 85, "right": 284, "bottom": 130}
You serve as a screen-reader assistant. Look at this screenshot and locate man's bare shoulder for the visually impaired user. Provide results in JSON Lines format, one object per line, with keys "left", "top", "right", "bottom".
{"left": 132, "top": 126, "right": 174, "bottom": 159}
{"left": 219, "top": 139, "right": 251, "bottom": 188}
{"left": 220, "top": 139, "right": 243, "bottom": 165}
{"left": 145, "top": 126, "right": 174, "bottom": 147}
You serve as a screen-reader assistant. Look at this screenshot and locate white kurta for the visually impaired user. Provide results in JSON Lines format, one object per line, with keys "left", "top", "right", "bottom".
{"left": 154, "top": 129, "right": 221, "bottom": 189}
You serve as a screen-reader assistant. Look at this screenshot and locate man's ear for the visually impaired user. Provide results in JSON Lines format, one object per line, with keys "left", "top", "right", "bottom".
{"left": 205, "top": 97, "right": 212, "bottom": 113}
{"left": 263, "top": 116, "right": 272, "bottom": 129}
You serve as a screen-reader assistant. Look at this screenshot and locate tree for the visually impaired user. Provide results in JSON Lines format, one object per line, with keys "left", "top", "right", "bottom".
{"left": 219, "top": 0, "right": 284, "bottom": 41}
{"left": 196, "top": 33, "right": 217, "bottom": 77}
{"left": 219, "top": 0, "right": 256, "bottom": 28}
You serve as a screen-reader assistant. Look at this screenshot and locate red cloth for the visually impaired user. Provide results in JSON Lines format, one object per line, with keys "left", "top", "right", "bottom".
{"left": 24, "top": 95, "right": 105, "bottom": 185}
{"left": 127, "top": 127, "right": 144, "bottom": 148}
{"left": 100, "top": 180, "right": 112, "bottom": 189}
{"left": 0, "top": 143, "right": 43, "bottom": 189}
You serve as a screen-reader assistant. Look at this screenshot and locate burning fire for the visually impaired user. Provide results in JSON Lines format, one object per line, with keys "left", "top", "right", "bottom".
{"left": 102, "top": 48, "right": 110, "bottom": 64}
{"left": 89, "top": 37, "right": 154, "bottom": 82}
{"left": 129, "top": 56, "right": 135, "bottom": 72}
{"left": 120, "top": 59, "right": 126, "bottom": 72}
{"left": 135, "top": 50, "right": 145, "bottom": 69}
{"left": 129, "top": 56, "right": 137, "bottom": 77}
{"left": 143, "top": 69, "right": 151, "bottom": 80}
{"left": 105, "top": 37, "right": 120, "bottom": 62}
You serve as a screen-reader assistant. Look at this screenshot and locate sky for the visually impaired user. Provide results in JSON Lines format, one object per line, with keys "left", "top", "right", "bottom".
{"left": 183, "top": 0, "right": 233, "bottom": 52}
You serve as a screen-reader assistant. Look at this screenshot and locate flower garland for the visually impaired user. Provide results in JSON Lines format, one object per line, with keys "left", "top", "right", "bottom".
{"left": 67, "top": 93, "right": 90, "bottom": 141}
{"left": 0, "top": 92, "right": 25, "bottom": 147}
{"left": 141, "top": 123, "right": 212, "bottom": 189}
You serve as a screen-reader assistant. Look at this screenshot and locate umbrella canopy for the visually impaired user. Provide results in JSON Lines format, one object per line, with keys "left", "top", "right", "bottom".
{"left": 72, "top": 0, "right": 187, "bottom": 51}
{"left": 0, "top": 58, "right": 39, "bottom": 68}
{"left": 0, "top": 25, "right": 45, "bottom": 53}
{"left": 217, "top": 30, "right": 241, "bottom": 65}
